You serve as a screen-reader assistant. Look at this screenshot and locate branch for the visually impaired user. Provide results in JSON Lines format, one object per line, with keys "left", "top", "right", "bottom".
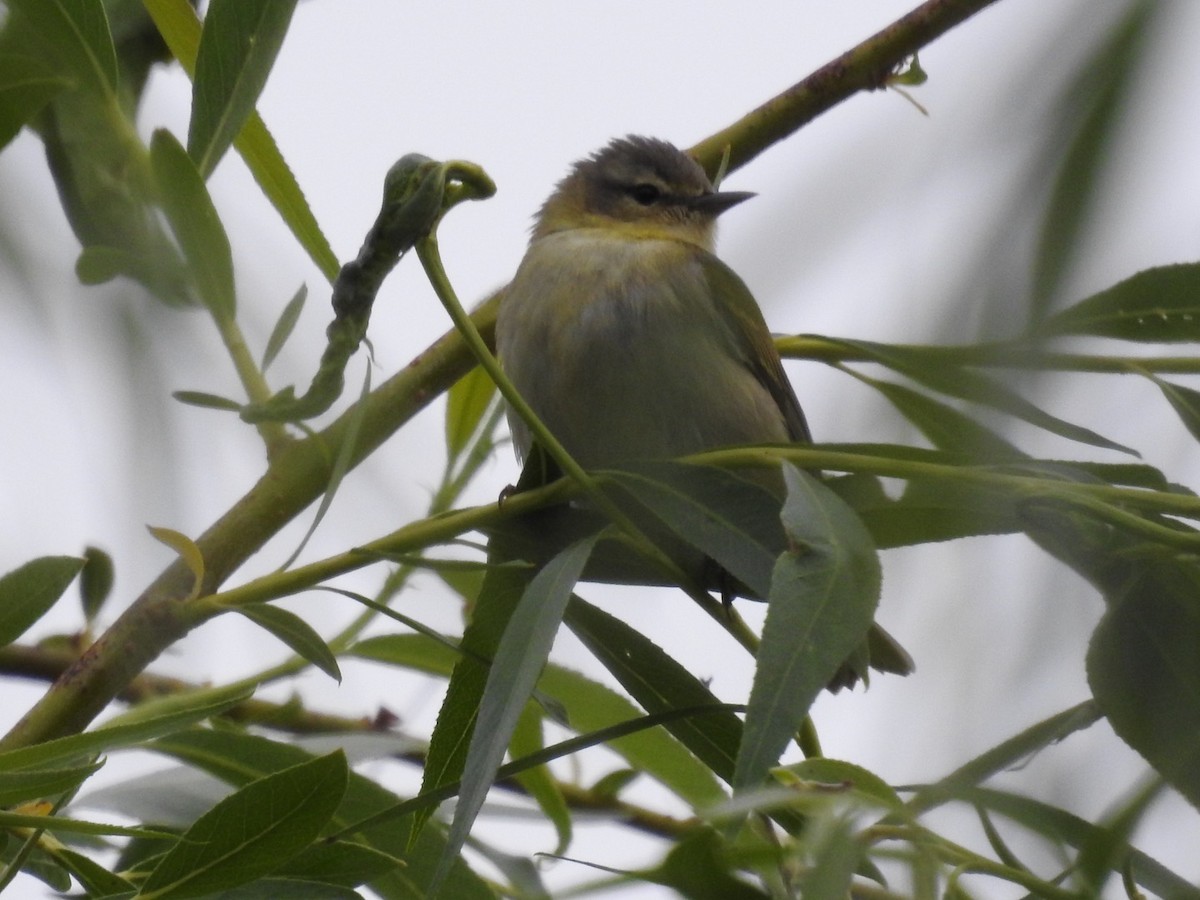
{"left": 689, "top": 0, "right": 1004, "bottom": 173}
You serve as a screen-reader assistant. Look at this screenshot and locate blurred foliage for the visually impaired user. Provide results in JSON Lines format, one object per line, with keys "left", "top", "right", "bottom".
{"left": 1, "top": 0, "right": 1199, "bottom": 897}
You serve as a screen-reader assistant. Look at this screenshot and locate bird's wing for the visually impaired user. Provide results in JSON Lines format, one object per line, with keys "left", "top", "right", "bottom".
{"left": 700, "top": 255, "right": 812, "bottom": 444}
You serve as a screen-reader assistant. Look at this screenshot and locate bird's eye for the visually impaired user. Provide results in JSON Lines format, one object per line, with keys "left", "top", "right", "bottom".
{"left": 629, "top": 183, "right": 662, "bottom": 205}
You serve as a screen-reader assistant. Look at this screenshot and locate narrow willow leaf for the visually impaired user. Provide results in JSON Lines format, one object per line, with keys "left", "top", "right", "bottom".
{"left": 849, "top": 476, "right": 1020, "bottom": 549}
{"left": 7, "top": 0, "right": 118, "bottom": 96}
{"left": 0, "top": 810, "right": 173, "bottom": 839}
{"left": 1029, "top": 2, "right": 1154, "bottom": 318}
{"left": 415, "top": 550, "right": 529, "bottom": 843}
{"left": 188, "top": 0, "right": 299, "bottom": 177}
{"left": 564, "top": 597, "right": 744, "bottom": 785}
{"left": 144, "top": 728, "right": 509, "bottom": 899}
{"left": 237, "top": 603, "right": 341, "bottom": 681}
{"left": 95, "top": 683, "right": 255, "bottom": 731}
{"left": 0, "top": 54, "right": 70, "bottom": 150}
{"left": 140, "top": 751, "right": 348, "bottom": 899}
{"left": 797, "top": 816, "right": 863, "bottom": 899}
{"left": 781, "top": 757, "right": 903, "bottom": 811}
{"left": 0, "top": 685, "right": 253, "bottom": 772}
{"left": 733, "top": 466, "right": 880, "bottom": 791}
{"left": 280, "top": 363, "right": 371, "bottom": 570}
{"left": 54, "top": 847, "right": 135, "bottom": 896}
{"left": 511, "top": 705, "right": 571, "bottom": 855}
{"left": 273, "top": 839, "right": 404, "bottom": 889}
{"left": 1075, "top": 778, "right": 1165, "bottom": 897}
{"left": 262, "top": 284, "right": 307, "bottom": 371}
{"left": 1088, "top": 563, "right": 1200, "bottom": 810}
{"left": 651, "top": 828, "right": 769, "bottom": 899}
{"left": 78, "top": 545, "right": 113, "bottom": 623}
{"left": 0, "top": 555, "right": 84, "bottom": 647}
{"left": 150, "top": 129, "right": 236, "bottom": 318}
{"left": 836, "top": 338, "right": 1137, "bottom": 455}
{"left": 1151, "top": 375, "right": 1200, "bottom": 444}
{"left": 1039, "top": 263, "right": 1200, "bottom": 342}
{"left": 144, "top": 0, "right": 340, "bottom": 282}
{"left": 945, "top": 785, "right": 1197, "bottom": 900}
{"left": 75, "top": 244, "right": 192, "bottom": 304}
{"left": 171, "top": 389, "right": 243, "bottom": 412}
{"left": 445, "top": 365, "right": 498, "bottom": 460}
{"left": 603, "top": 461, "right": 784, "bottom": 597}
{"left": 433, "top": 535, "right": 599, "bottom": 892}
{"left": 906, "top": 701, "right": 1101, "bottom": 816}
{"left": 146, "top": 525, "right": 205, "bottom": 601}
{"left": 1023, "top": 505, "right": 1200, "bottom": 809}
{"left": 354, "top": 632, "right": 726, "bottom": 808}
{"left": 0, "top": 762, "right": 103, "bottom": 806}
{"left": 857, "top": 374, "right": 1024, "bottom": 459}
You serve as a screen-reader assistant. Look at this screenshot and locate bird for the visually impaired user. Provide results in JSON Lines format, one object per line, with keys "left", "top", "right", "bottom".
{"left": 494, "top": 135, "right": 911, "bottom": 688}
{"left": 497, "top": 135, "right": 809, "bottom": 469}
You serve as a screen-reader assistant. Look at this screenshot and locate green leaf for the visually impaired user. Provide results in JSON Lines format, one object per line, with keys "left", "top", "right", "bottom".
{"left": 1075, "top": 778, "right": 1165, "bottom": 897}
{"left": 0, "top": 762, "right": 103, "bottom": 806}
{"left": 144, "top": 0, "right": 340, "bottom": 283}
{"left": 836, "top": 338, "right": 1138, "bottom": 455}
{"left": 603, "top": 461, "right": 784, "bottom": 597}
{"left": 796, "top": 815, "right": 862, "bottom": 899}
{"left": 78, "top": 545, "right": 113, "bottom": 623}
{"left": 139, "top": 750, "right": 348, "bottom": 899}
{"left": 0, "top": 683, "right": 254, "bottom": 772}
{"left": 446, "top": 365, "right": 498, "bottom": 460}
{"left": 0, "top": 555, "right": 84, "bottom": 647}
{"left": 1029, "top": 2, "right": 1154, "bottom": 318}
{"left": 855, "top": 374, "right": 1024, "bottom": 459}
{"left": 733, "top": 466, "right": 880, "bottom": 791}
{"left": 1039, "top": 263, "right": 1200, "bottom": 343}
{"left": 1023, "top": 505, "right": 1200, "bottom": 810}
{"left": 1087, "top": 560, "right": 1200, "bottom": 810}
{"left": 150, "top": 129, "right": 236, "bottom": 318}
{"left": 237, "top": 603, "right": 341, "bottom": 682}
{"left": 434, "top": 534, "right": 599, "bottom": 890}
{"left": 563, "top": 597, "right": 743, "bottom": 786}
{"left": 906, "top": 701, "right": 1101, "bottom": 816}
{"left": 416, "top": 550, "right": 529, "bottom": 842}
{"left": 74, "top": 244, "right": 192, "bottom": 303}
{"left": 147, "top": 728, "right": 493, "bottom": 898}
{"left": 53, "top": 847, "right": 136, "bottom": 896}
{"left": 7, "top": 0, "right": 118, "bottom": 96}
{"left": 1151, "top": 375, "right": 1200, "bottom": 443}
{"left": 781, "top": 757, "right": 903, "bottom": 811}
{"left": 188, "top": 0, "right": 298, "bottom": 177}
{"left": 273, "top": 839, "right": 403, "bottom": 889}
{"left": 650, "top": 828, "right": 769, "bottom": 899}
{"left": 262, "top": 284, "right": 307, "bottom": 371}
{"left": 146, "top": 525, "right": 205, "bottom": 602}
{"left": 0, "top": 53, "right": 70, "bottom": 151}
{"left": 279, "top": 363, "right": 372, "bottom": 569}
{"left": 836, "top": 474, "right": 1020, "bottom": 549}
{"left": 510, "top": 704, "right": 571, "bottom": 854}
{"left": 176, "top": 877, "right": 361, "bottom": 898}
{"left": 354, "top": 632, "right": 725, "bottom": 808}
{"left": 947, "top": 785, "right": 1198, "bottom": 900}
{"left": 538, "top": 664, "right": 726, "bottom": 809}
{"left": 0, "top": 809, "right": 174, "bottom": 838}
{"left": 172, "top": 389, "right": 244, "bottom": 411}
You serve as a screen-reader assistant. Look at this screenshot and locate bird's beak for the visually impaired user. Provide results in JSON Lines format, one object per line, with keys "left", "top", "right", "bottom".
{"left": 689, "top": 190, "right": 756, "bottom": 216}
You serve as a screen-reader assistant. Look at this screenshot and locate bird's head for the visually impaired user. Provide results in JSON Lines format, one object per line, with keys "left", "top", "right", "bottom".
{"left": 532, "top": 136, "right": 753, "bottom": 250}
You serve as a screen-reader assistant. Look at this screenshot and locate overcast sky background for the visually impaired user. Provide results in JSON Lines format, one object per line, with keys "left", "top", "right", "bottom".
{"left": 3, "top": 0, "right": 1200, "bottom": 896}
